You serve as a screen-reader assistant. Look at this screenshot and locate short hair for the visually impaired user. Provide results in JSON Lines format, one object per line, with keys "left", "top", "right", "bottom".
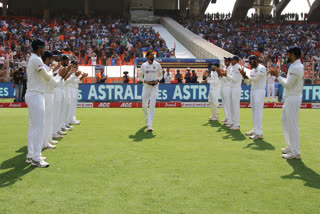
{"left": 146, "top": 50, "right": 154, "bottom": 56}
{"left": 213, "top": 63, "right": 220, "bottom": 68}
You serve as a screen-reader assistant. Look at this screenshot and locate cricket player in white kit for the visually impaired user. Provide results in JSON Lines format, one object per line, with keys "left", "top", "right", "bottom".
{"left": 267, "top": 72, "right": 276, "bottom": 102}
{"left": 208, "top": 63, "right": 221, "bottom": 120}
{"left": 240, "top": 55, "right": 266, "bottom": 139}
{"left": 220, "top": 57, "right": 232, "bottom": 124}
{"left": 269, "top": 47, "right": 304, "bottom": 159}
{"left": 25, "top": 39, "right": 64, "bottom": 168}
{"left": 138, "top": 50, "right": 163, "bottom": 131}
{"left": 224, "top": 56, "right": 243, "bottom": 130}
{"left": 42, "top": 51, "right": 59, "bottom": 149}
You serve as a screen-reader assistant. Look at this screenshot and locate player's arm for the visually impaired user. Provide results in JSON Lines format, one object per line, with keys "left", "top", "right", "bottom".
{"left": 138, "top": 65, "right": 144, "bottom": 82}
{"left": 249, "top": 67, "right": 266, "bottom": 83}
{"left": 36, "top": 60, "right": 62, "bottom": 86}
{"left": 227, "top": 68, "right": 242, "bottom": 83}
{"left": 157, "top": 64, "right": 163, "bottom": 82}
{"left": 277, "top": 68, "right": 301, "bottom": 89}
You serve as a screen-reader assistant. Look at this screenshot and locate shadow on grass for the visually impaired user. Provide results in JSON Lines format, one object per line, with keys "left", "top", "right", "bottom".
{"left": 0, "top": 146, "right": 34, "bottom": 188}
{"left": 217, "top": 124, "right": 246, "bottom": 141}
{"left": 243, "top": 139, "right": 275, "bottom": 150}
{"left": 129, "top": 126, "right": 156, "bottom": 142}
{"left": 281, "top": 159, "right": 320, "bottom": 189}
{"left": 202, "top": 120, "right": 221, "bottom": 127}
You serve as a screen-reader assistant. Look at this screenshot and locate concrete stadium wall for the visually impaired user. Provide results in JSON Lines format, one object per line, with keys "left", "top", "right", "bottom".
{"left": 154, "top": 0, "right": 177, "bottom": 10}
{"left": 160, "top": 17, "right": 233, "bottom": 63}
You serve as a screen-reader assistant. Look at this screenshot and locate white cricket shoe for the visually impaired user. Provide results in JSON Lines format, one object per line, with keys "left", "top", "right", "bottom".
{"left": 221, "top": 119, "right": 227, "bottom": 122}
{"left": 226, "top": 123, "right": 233, "bottom": 128}
{"left": 32, "top": 159, "right": 49, "bottom": 168}
{"left": 26, "top": 156, "right": 46, "bottom": 164}
{"left": 61, "top": 127, "right": 70, "bottom": 131}
{"left": 50, "top": 140, "right": 58, "bottom": 145}
{"left": 209, "top": 117, "right": 218, "bottom": 121}
{"left": 282, "top": 153, "right": 301, "bottom": 159}
{"left": 281, "top": 146, "right": 291, "bottom": 154}
{"left": 230, "top": 125, "right": 240, "bottom": 130}
{"left": 245, "top": 129, "right": 255, "bottom": 136}
{"left": 66, "top": 125, "right": 73, "bottom": 129}
{"left": 70, "top": 120, "right": 80, "bottom": 125}
{"left": 44, "top": 143, "right": 56, "bottom": 149}
{"left": 52, "top": 133, "right": 63, "bottom": 139}
{"left": 249, "top": 134, "right": 263, "bottom": 139}
{"left": 58, "top": 131, "right": 67, "bottom": 135}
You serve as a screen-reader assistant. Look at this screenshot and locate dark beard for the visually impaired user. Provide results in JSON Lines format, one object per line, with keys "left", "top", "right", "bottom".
{"left": 286, "top": 58, "right": 292, "bottom": 63}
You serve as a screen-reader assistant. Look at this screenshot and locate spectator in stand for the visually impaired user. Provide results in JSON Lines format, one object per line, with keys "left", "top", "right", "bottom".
{"left": 202, "top": 70, "right": 209, "bottom": 83}
{"left": 96, "top": 69, "right": 107, "bottom": 84}
{"left": 122, "top": 71, "right": 129, "bottom": 83}
{"left": 175, "top": 69, "right": 183, "bottom": 83}
{"left": 191, "top": 70, "right": 198, "bottom": 83}
{"left": 12, "top": 67, "right": 24, "bottom": 102}
{"left": 185, "top": 68, "right": 192, "bottom": 83}
{"left": 164, "top": 68, "right": 172, "bottom": 84}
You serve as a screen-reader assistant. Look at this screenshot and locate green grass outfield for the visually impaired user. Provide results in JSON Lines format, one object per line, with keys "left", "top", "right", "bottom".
{"left": 0, "top": 108, "right": 319, "bottom": 214}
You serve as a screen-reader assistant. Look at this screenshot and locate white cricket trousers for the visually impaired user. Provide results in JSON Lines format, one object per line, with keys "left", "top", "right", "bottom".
{"left": 70, "top": 87, "right": 78, "bottom": 123}
{"left": 209, "top": 88, "right": 220, "bottom": 118}
{"left": 221, "top": 86, "right": 231, "bottom": 122}
{"left": 62, "top": 87, "right": 71, "bottom": 127}
{"left": 25, "top": 92, "right": 45, "bottom": 161}
{"left": 53, "top": 87, "right": 64, "bottom": 134}
{"left": 267, "top": 83, "right": 275, "bottom": 102}
{"left": 230, "top": 86, "right": 241, "bottom": 127}
{"left": 281, "top": 95, "right": 302, "bottom": 155}
{"left": 142, "top": 83, "right": 158, "bottom": 128}
{"left": 43, "top": 93, "right": 54, "bottom": 148}
{"left": 251, "top": 89, "right": 265, "bottom": 135}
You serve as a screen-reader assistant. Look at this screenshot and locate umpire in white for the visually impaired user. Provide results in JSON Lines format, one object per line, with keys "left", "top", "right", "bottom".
{"left": 240, "top": 55, "right": 266, "bottom": 139}
{"left": 269, "top": 47, "right": 304, "bottom": 159}
{"left": 138, "top": 50, "right": 163, "bottom": 131}
{"left": 25, "top": 38, "right": 63, "bottom": 168}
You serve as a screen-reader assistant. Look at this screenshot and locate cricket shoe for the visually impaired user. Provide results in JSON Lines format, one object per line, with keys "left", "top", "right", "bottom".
{"left": 70, "top": 120, "right": 80, "bottom": 125}
{"left": 32, "top": 159, "right": 49, "bottom": 168}
{"left": 282, "top": 153, "right": 301, "bottom": 159}
{"left": 61, "top": 127, "right": 71, "bottom": 131}
{"left": 26, "top": 156, "right": 46, "bottom": 164}
{"left": 49, "top": 140, "right": 58, "bottom": 145}
{"left": 245, "top": 129, "right": 255, "bottom": 136}
{"left": 66, "top": 125, "right": 73, "bottom": 129}
{"left": 208, "top": 117, "right": 218, "bottom": 121}
{"left": 230, "top": 125, "right": 240, "bottom": 130}
{"left": 44, "top": 143, "right": 56, "bottom": 149}
{"left": 147, "top": 127, "right": 153, "bottom": 132}
{"left": 52, "top": 133, "right": 63, "bottom": 139}
{"left": 281, "top": 146, "right": 291, "bottom": 154}
{"left": 249, "top": 134, "right": 263, "bottom": 139}
{"left": 57, "top": 131, "right": 67, "bottom": 135}
{"left": 226, "top": 123, "right": 233, "bottom": 128}
{"left": 221, "top": 119, "right": 227, "bottom": 122}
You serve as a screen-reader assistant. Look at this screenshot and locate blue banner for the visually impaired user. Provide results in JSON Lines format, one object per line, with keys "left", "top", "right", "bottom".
{"left": 0, "top": 83, "right": 15, "bottom": 98}
{"left": 278, "top": 84, "right": 320, "bottom": 102}
{"left": 78, "top": 84, "right": 251, "bottom": 102}
{"left": 1, "top": 82, "right": 319, "bottom": 102}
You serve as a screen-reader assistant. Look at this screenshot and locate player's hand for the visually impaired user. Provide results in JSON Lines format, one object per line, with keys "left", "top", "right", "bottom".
{"left": 52, "top": 62, "right": 61, "bottom": 72}
{"left": 219, "top": 69, "right": 227, "bottom": 77}
{"left": 239, "top": 67, "right": 248, "bottom": 79}
{"left": 59, "top": 67, "right": 68, "bottom": 77}
{"left": 75, "top": 71, "right": 82, "bottom": 77}
{"left": 67, "top": 64, "right": 73, "bottom": 72}
{"left": 269, "top": 67, "right": 280, "bottom": 77}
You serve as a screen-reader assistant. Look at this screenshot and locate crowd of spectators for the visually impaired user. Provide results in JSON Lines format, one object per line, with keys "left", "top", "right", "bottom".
{"left": 177, "top": 15, "right": 320, "bottom": 84}
{"left": 0, "top": 16, "right": 176, "bottom": 82}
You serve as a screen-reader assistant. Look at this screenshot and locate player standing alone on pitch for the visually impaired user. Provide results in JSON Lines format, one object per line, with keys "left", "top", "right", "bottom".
{"left": 240, "top": 55, "right": 266, "bottom": 139}
{"left": 269, "top": 47, "right": 304, "bottom": 159}
{"left": 138, "top": 50, "right": 163, "bottom": 131}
